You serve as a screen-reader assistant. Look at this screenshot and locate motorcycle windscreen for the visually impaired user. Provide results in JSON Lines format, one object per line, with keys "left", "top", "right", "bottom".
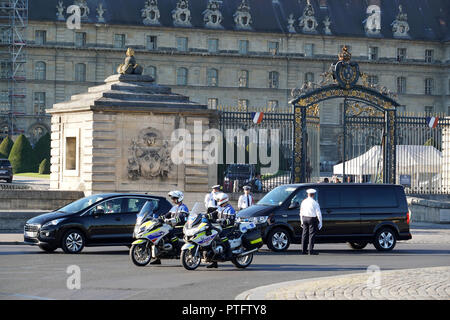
{"left": 136, "top": 201, "right": 157, "bottom": 225}
{"left": 186, "top": 202, "right": 204, "bottom": 228}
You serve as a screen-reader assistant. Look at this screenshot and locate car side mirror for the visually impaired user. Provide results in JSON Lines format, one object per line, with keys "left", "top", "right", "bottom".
{"left": 289, "top": 201, "right": 300, "bottom": 209}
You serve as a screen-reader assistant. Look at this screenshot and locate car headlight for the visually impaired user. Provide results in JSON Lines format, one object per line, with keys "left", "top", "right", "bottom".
{"left": 242, "top": 216, "right": 268, "bottom": 224}
{"left": 41, "top": 218, "right": 66, "bottom": 229}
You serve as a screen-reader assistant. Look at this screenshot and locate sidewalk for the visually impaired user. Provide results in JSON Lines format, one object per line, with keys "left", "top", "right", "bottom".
{"left": 236, "top": 266, "right": 450, "bottom": 300}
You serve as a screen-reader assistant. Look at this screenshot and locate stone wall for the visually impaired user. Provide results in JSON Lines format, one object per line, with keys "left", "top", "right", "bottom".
{"left": 407, "top": 197, "right": 450, "bottom": 224}
{"left": 0, "top": 190, "right": 84, "bottom": 211}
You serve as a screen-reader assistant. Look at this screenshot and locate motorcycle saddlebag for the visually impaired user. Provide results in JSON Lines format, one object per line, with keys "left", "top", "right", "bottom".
{"left": 242, "top": 229, "right": 263, "bottom": 250}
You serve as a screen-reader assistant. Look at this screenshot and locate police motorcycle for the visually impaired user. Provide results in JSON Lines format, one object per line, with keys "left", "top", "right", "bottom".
{"left": 130, "top": 201, "right": 184, "bottom": 266}
{"left": 180, "top": 203, "right": 263, "bottom": 270}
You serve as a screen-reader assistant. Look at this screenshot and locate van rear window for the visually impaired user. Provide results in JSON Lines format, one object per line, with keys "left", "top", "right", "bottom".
{"left": 360, "top": 187, "right": 398, "bottom": 208}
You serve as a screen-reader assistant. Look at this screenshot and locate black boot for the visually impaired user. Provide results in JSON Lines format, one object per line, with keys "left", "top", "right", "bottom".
{"left": 207, "top": 261, "right": 218, "bottom": 268}
{"left": 150, "top": 258, "right": 161, "bottom": 265}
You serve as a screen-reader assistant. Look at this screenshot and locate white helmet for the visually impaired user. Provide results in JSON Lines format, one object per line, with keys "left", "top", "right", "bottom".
{"left": 168, "top": 190, "right": 184, "bottom": 203}
{"left": 214, "top": 192, "right": 229, "bottom": 206}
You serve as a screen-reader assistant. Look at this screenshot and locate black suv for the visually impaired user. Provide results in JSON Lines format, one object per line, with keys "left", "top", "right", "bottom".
{"left": 0, "top": 159, "right": 13, "bottom": 183}
{"left": 24, "top": 193, "right": 171, "bottom": 253}
{"left": 237, "top": 183, "right": 412, "bottom": 252}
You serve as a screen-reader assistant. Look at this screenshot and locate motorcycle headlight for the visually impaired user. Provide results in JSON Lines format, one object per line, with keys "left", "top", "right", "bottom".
{"left": 41, "top": 218, "right": 66, "bottom": 229}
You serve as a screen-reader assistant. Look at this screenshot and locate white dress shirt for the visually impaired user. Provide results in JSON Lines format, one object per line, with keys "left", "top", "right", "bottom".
{"left": 300, "top": 197, "right": 322, "bottom": 225}
{"left": 238, "top": 194, "right": 253, "bottom": 210}
{"left": 204, "top": 192, "right": 218, "bottom": 209}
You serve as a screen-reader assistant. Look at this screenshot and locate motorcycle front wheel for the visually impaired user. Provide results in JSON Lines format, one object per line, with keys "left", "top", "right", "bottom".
{"left": 181, "top": 249, "right": 201, "bottom": 270}
{"left": 231, "top": 253, "right": 253, "bottom": 269}
{"left": 130, "top": 243, "right": 152, "bottom": 266}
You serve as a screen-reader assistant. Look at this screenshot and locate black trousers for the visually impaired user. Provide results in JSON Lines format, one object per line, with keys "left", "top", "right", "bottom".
{"left": 301, "top": 216, "right": 318, "bottom": 252}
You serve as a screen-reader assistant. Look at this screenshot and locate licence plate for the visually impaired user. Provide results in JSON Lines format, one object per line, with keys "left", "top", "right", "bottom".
{"left": 25, "top": 231, "right": 38, "bottom": 238}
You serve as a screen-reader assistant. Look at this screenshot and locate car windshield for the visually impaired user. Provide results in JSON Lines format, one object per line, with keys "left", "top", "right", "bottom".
{"left": 257, "top": 185, "right": 297, "bottom": 206}
{"left": 58, "top": 195, "right": 105, "bottom": 213}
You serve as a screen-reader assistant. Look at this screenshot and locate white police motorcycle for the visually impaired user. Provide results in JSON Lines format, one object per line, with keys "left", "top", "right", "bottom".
{"left": 180, "top": 203, "right": 263, "bottom": 270}
{"left": 130, "top": 201, "right": 183, "bottom": 266}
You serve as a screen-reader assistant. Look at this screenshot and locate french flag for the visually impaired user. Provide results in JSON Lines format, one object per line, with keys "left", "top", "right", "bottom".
{"left": 426, "top": 117, "right": 439, "bottom": 129}
{"left": 251, "top": 112, "right": 264, "bottom": 124}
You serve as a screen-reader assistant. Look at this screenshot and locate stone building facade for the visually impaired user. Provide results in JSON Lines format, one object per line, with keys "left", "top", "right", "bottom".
{"left": 1, "top": 0, "right": 449, "bottom": 166}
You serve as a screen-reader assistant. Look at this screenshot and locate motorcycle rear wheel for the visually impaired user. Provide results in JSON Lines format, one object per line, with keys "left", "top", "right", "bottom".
{"left": 181, "top": 249, "right": 201, "bottom": 270}
{"left": 130, "top": 243, "right": 152, "bottom": 266}
{"left": 231, "top": 253, "right": 253, "bottom": 269}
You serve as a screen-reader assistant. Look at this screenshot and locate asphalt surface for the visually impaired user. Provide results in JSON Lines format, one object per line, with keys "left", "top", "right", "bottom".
{"left": 0, "top": 241, "right": 449, "bottom": 300}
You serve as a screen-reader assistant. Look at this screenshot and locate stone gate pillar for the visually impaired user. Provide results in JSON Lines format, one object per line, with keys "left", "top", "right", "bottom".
{"left": 443, "top": 118, "right": 450, "bottom": 190}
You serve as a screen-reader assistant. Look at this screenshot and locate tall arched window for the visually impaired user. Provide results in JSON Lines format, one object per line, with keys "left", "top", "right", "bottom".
{"left": 238, "top": 70, "right": 248, "bottom": 88}
{"left": 145, "top": 65, "right": 157, "bottom": 81}
{"left": 207, "top": 68, "right": 218, "bottom": 87}
{"left": 305, "top": 72, "right": 314, "bottom": 83}
{"left": 35, "top": 61, "right": 46, "bottom": 80}
{"left": 75, "top": 63, "right": 86, "bottom": 82}
{"left": 268, "top": 71, "right": 279, "bottom": 89}
{"left": 176, "top": 67, "right": 188, "bottom": 86}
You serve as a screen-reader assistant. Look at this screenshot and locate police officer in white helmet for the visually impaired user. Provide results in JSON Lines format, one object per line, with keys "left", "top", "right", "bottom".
{"left": 150, "top": 190, "right": 189, "bottom": 265}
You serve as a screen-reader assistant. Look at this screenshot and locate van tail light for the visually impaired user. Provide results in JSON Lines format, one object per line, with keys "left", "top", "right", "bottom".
{"left": 406, "top": 210, "right": 411, "bottom": 225}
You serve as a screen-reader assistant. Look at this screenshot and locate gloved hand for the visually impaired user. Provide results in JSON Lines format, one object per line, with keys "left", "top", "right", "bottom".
{"left": 318, "top": 222, "right": 323, "bottom": 230}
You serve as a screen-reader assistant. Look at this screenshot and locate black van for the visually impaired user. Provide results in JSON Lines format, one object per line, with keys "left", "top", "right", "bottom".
{"left": 236, "top": 183, "right": 412, "bottom": 252}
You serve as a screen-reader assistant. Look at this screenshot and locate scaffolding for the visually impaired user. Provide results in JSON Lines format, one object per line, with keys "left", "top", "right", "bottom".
{"left": 0, "top": 0, "right": 27, "bottom": 137}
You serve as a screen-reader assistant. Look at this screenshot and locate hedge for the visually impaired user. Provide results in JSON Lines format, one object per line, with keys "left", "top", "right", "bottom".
{"left": 8, "top": 134, "right": 38, "bottom": 173}
{"left": 0, "top": 136, "right": 14, "bottom": 159}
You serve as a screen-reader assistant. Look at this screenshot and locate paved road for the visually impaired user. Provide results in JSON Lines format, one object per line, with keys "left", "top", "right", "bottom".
{"left": 0, "top": 241, "right": 449, "bottom": 300}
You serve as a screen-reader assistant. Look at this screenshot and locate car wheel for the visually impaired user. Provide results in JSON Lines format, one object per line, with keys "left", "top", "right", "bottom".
{"left": 61, "top": 229, "right": 85, "bottom": 254}
{"left": 39, "top": 244, "right": 57, "bottom": 253}
{"left": 347, "top": 242, "right": 368, "bottom": 250}
{"left": 267, "top": 227, "right": 291, "bottom": 252}
{"left": 373, "top": 228, "right": 397, "bottom": 251}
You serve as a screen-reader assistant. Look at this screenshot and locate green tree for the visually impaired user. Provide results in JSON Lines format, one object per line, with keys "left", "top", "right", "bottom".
{"left": 8, "top": 134, "right": 38, "bottom": 173}
{"left": 33, "top": 132, "right": 51, "bottom": 164}
{"left": 0, "top": 136, "right": 14, "bottom": 159}
{"left": 38, "top": 158, "right": 50, "bottom": 174}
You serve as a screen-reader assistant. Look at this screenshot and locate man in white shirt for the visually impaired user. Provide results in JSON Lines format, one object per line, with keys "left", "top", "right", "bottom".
{"left": 238, "top": 186, "right": 253, "bottom": 210}
{"left": 299, "top": 188, "right": 322, "bottom": 255}
{"left": 204, "top": 185, "right": 221, "bottom": 213}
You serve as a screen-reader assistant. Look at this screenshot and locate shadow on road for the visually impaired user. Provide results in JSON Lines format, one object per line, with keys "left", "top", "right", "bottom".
{"left": 256, "top": 248, "right": 450, "bottom": 256}
{"left": 244, "top": 264, "right": 367, "bottom": 272}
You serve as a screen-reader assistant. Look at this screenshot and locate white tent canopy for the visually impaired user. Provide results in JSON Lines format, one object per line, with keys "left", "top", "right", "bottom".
{"left": 333, "top": 145, "right": 442, "bottom": 175}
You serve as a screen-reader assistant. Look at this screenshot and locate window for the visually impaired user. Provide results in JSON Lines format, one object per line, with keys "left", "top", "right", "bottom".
{"left": 238, "top": 99, "right": 249, "bottom": 110}
{"left": 268, "top": 41, "right": 279, "bottom": 55}
{"left": 207, "top": 98, "right": 218, "bottom": 109}
{"left": 424, "top": 106, "right": 434, "bottom": 115}
{"left": 425, "top": 49, "right": 434, "bottom": 63}
{"left": 359, "top": 187, "right": 398, "bottom": 208}
{"left": 239, "top": 40, "right": 249, "bottom": 55}
{"left": 238, "top": 70, "right": 249, "bottom": 88}
{"left": 397, "top": 48, "right": 407, "bottom": 62}
{"left": 268, "top": 100, "right": 278, "bottom": 110}
{"left": 397, "top": 77, "right": 406, "bottom": 94}
{"left": 321, "top": 187, "right": 359, "bottom": 209}
{"left": 268, "top": 71, "right": 279, "bottom": 89}
{"left": 305, "top": 43, "right": 314, "bottom": 57}
{"left": 176, "top": 67, "right": 188, "bottom": 85}
{"left": 114, "top": 34, "right": 126, "bottom": 48}
{"left": 305, "top": 72, "right": 314, "bottom": 83}
{"left": 75, "top": 32, "right": 86, "bottom": 47}
{"left": 35, "top": 61, "right": 46, "bottom": 80}
{"left": 35, "top": 30, "right": 46, "bottom": 45}
{"left": 146, "top": 35, "right": 157, "bottom": 50}
{"left": 368, "top": 75, "right": 379, "bottom": 86}
{"left": 208, "top": 39, "right": 219, "bottom": 53}
{"left": 0, "top": 62, "right": 10, "bottom": 79}
{"left": 207, "top": 68, "right": 218, "bottom": 86}
{"left": 448, "top": 106, "right": 450, "bottom": 116}
{"left": 74, "top": 63, "right": 86, "bottom": 82}
{"left": 33, "top": 92, "right": 46, "bottom": 114}
{"left": 92, "top": 198, "right": 123, "bottom": 215}
{"left": 369, "top": 46, "right": 378, "bottom": 60}
{"left": 65, "top": 137, "right": 77, "bottom": 171}
{"left": 425, "top": 78, "right": 434, "bottom": 95}
{"left": 176, "top": 37, "right": 188, "bottom": 52}
{"left": 145, "top": 66, "right": 156, "bottom": 80}
{"left": 126, "top": 198, "right": 148, "bottom": 214}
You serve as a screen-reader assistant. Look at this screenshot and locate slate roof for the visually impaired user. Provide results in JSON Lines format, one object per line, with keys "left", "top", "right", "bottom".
{"left": 30, "top": 0, "right": 450, "bottom": 42}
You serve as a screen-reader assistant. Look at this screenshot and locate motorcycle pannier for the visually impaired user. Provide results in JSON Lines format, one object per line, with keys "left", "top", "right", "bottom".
{"left": 242, "top": 229, "right": 263, "bottom": 250}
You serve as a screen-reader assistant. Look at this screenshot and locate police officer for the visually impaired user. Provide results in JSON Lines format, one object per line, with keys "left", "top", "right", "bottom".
{"left": 150, "top": 190, "right": 189, "bottom": 265}
{"left": 207, "top": 192, "right": 236, "bottom": 268}
{"left": 204, "top": 185, "right": 221, "bottom": 213}
{"left": 238, "top": 186, "right": 253, "bottom": 210}
{"left": 300, "top": 189, "right": 322, "bottom": 255}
